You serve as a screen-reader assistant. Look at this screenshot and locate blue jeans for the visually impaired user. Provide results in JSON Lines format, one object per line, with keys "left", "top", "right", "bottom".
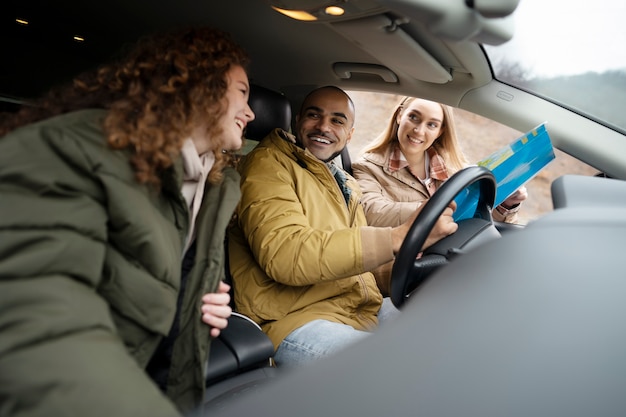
{"left": 273, "top": 297, "right": 400, "bottom": 367}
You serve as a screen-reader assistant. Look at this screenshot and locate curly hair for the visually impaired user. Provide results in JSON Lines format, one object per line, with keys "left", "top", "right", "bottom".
{"left": 362, "top": 96, "right": 468, "bottom": 173}
{"left": 0, "top": 27, "right": 250, "bottom": 188}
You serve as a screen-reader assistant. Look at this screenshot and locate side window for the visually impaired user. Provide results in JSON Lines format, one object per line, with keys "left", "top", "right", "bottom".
{"left": 346, "top": 90, "right": 598, "bottom": 224}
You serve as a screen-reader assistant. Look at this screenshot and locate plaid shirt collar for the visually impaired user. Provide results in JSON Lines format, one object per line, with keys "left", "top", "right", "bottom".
{"left": 388, "top": 143, "right": 450, "bottom": 196}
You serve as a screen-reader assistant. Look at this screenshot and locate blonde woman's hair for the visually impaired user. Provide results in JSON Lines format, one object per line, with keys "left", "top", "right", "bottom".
{"left": 362, "top": 96, "right": 468, "bottom": 173}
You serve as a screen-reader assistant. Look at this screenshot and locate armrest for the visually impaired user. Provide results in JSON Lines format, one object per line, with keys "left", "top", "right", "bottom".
{"left": 205, "top": 312, "right": 275, "bottom": 385}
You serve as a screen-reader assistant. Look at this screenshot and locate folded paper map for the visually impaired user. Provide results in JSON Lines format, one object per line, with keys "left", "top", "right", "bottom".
{"left": 453, "top": 123, "right": 555, "bottom": 221}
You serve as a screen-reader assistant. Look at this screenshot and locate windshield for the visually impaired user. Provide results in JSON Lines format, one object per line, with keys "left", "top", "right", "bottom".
{"left": 484, "top": 0, "right": 626, "bottom": 133}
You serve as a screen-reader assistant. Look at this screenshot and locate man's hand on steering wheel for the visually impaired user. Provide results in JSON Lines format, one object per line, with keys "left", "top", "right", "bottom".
{"left": 391, "top": 201, "right": 458, "bottom": 255}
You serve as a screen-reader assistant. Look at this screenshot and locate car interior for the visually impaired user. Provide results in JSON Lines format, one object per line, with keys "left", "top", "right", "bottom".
{"left": 3, "top": 0, "right": 626, "bottom": 415}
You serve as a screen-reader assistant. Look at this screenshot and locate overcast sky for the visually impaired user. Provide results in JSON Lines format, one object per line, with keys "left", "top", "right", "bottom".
{"left": 487, "top": 0, "right": 626, "bottom": 77}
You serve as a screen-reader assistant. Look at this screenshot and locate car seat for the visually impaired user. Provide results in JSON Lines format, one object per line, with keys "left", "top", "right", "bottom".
{"left": 240, "top": 84, "right": 292, "bottom": 154}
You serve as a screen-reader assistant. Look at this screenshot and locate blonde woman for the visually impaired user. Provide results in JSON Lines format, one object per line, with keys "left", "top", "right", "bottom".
{"left": 352, "top": 96, "right": 527, "bottom": 227}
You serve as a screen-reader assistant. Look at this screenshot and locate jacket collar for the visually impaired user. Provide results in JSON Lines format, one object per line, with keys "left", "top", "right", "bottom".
{"left": 265, "top": 128, "right": 324, "bottom": 170}
{"left": 363, "top": 142, "right": 450, "bottom": 182}
{"left": 263, "top": 128, "right": 360, "bottom": 208}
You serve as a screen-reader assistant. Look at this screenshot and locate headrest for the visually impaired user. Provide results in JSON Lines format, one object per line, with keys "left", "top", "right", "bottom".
{"left": 246, "top": 84, "right": 292, "bottom": 141}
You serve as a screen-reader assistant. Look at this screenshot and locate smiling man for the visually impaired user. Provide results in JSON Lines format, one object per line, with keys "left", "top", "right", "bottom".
{"left": 228, "top": 86, "right": 458, "bottom": 367}
{"left": 294, "top": 86, "right": 355, "bottom": 162}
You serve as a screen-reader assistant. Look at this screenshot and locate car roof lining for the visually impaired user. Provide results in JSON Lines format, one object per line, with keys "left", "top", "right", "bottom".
{"left": 2, "top": 0, "right": 507, "bottom": 100}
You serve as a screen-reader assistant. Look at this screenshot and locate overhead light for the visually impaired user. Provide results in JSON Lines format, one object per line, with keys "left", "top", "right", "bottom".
{"left": 269, "top": 1, "right": 385, "bottom": 22}
{"left": 324, "top": 6, "right": 345, "bottom": 16}
{"left": 16, "top": 18, "right": 29, "bottom": 25}
{"left": 271, "top": 6, "right": 317, "bottom": 21}
{"left": 74, "top": 36, "right": 85, "bottom": 42}
{"left": 271, "top": 5, "right": 345, "bottom": 21}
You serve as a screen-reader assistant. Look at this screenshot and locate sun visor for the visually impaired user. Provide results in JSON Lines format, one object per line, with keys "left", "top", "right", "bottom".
{"left": 330, "top": 15, "right": 452, "bottom": 84}
{"left": 378, "top": 0, "right": 516, "bottom": 45}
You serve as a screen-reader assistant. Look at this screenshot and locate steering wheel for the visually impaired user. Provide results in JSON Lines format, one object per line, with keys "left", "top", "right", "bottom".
{"left": 390, "top": 166, "right": 499, "bottom": 308}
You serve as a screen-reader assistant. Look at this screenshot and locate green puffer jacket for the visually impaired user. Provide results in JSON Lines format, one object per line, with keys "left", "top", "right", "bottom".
{"left": 229, "top": 129, "right": 394, "bottom": 350}
{"left": 0, "top": 109, "right": 240, "bottom": 416}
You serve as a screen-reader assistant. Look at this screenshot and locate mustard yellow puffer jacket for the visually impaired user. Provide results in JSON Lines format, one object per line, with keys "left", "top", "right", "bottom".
{"left": 229, "top": 129, "right": 395, "bottom": 350}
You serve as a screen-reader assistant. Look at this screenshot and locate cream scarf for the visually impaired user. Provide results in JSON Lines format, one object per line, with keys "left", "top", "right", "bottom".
{"left": 180, "top": 138, "right": 215, "bottom": 253}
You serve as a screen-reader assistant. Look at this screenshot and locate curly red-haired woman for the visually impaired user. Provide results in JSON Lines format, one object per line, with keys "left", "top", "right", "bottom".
{"left": 0, "top": 27, "right": 254, "bottom": 416}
